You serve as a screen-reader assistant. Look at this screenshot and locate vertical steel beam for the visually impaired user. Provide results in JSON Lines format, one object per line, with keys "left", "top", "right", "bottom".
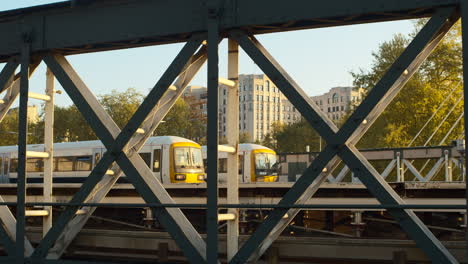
{"left": 43, "top": 68, "right": 55, "bottom": 237}
{"left": 396, "top": 153, "right": 402, "bottom": 182}
{"left": 206, "top": 0, "right": 220, "bottom": 261}
{"left": 226, "top": 38, "right": 239, "bottom": 261}
{"left": 16, "top": 39, "right": 30, "bottom": 263}
{"left": 461, "top": 0, "right": 468, "bottom": 251}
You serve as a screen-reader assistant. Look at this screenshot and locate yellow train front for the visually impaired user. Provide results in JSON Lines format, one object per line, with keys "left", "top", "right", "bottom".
{"left": 202, "top": 143, "right": 279, "bottom": 183}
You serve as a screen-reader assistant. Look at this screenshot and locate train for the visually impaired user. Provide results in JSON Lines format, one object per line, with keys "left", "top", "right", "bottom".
{"left": 202, "top": 143, "right": 279, "bottom": 183}
{"left": 0, "top": 136, "right": 206, "bottom": 184}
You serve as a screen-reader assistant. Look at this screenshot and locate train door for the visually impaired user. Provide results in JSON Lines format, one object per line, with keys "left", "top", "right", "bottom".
{"left": 161, "top": 144, "right": 170, "bottom": 183}
{"left": 152, "top": 147, "right": 162, "bottom": 182}
{"left": 0, "top": 153, "right": 5, "bottom": 183}
{"left": 243, "top": 151, "right": 251, "bottom": 183}
{"left": 239, "top": 152, "right": 245, "bottom": 183}
{"left": 92, "top": 148, "right": 104, "bottom": 168}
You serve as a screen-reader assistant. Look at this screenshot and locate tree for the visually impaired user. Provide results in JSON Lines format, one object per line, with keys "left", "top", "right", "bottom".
{"left": 263, "top": 121, "right": 321, "bottom": 153}
{"left": 351, "top": 21, "right": 463, "bottom": 148}
{"left": 99, "top": 88, "right": 144, "bottom": 129}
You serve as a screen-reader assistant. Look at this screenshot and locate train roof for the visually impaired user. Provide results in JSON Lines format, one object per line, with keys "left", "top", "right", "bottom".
{"left": 201, "top": 143, "right": 275, "bottom": 153}
{"left": 0, "top": 136, "right": 198, "bottom": 153}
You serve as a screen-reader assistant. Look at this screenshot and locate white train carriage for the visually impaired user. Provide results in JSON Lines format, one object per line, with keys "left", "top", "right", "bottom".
{"left": 202, "top": 143, "right": 279, "bottom": 183}
{"left": 0, "top": 136, "right": 205, "bottom": 184}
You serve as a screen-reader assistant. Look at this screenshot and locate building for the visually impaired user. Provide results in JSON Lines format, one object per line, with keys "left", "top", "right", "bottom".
{"left": 309, "top": 86, "right": 365, "bottom": 121}
{"left": 185, "top": 78, "right": 365, "bottom": 143}
{"left": 183, "top": 85, "right": 208, "bottom": 118}
{"left": 218, "top": 74, "right": 290, "bottom": 142}
{"left": 7, "top": 105, "right": 40, "bottom": 123}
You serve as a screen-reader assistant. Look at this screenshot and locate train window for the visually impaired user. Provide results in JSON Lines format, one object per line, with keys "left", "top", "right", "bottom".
{"left": 75, "top": 156, "right": 92, "bottom": 171}
{"left": 238, "top": 155, "right": 243, "bottom": 175}
{"left": 153, "top": 149, "right": 161, "bottom": 172}
{"left": 56, "top": 157, "right": 74, "bottom": 172}
{"left": 0, "top": 156, "right": 3, "bottom": 175}
{"left": 218, "top": 158, "right": 227, "bottom": 173}
{"left": 10, "top": 159, "right": 17, "bottom": 172}
{"left": 26, "top": 158, "right": 44, "bottom": 172}
{"left": 139, "top": 152, "right": 151, "bottom": 168}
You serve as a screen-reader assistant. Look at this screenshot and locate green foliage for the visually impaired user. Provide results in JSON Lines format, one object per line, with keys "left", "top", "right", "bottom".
{"left": 352, "top": 21, "right": 463, "bottom": 148}
{"left": 262, "top": 121, "right": 321, "bottom": 153}
{"left": 264, "top": 20, "right": 463, "bottom": 153}
{"left": 0, "top": 88, "right": 207, "bottom": 146}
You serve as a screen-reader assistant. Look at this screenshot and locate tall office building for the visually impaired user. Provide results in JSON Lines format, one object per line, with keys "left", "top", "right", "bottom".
{"left": 186, "top": 77, "right": 365, "bottom": 143}
{"left": 219, "top": 74, "right": 290, "bottom": 142}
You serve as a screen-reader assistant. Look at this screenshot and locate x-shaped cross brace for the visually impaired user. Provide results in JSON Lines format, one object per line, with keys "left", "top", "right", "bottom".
{"left": 26, "top": 36, "right": 210, "bottom": 263}
{"left": 229, "top": 6, "right": 459, "bottom": 264}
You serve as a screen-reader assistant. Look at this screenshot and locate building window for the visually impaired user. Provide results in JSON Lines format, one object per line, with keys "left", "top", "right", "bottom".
{"left": 223, "top": 99, "right": 226, "bottom": 105}
{"left": 260, "top": 85, "right": 264, "bottom": 91}
{"left": 223, "top": 89, "right": 226, "bottom": 95}
{"left": 332, "top": 93, "right": 338, "bottom": 103}
{"left": 328, "top": 107, "right": 330, "bottom": 112}
{"left": 266, "top": 80, "right": 270, "bottom": 91}
{"left": 320, "top": 100, "right": 323, "bottom": 105}
{"left": 328, "top": 98, "right": 330, "bottom": 104}
{"left": 341, "top": 96, "right": 343, "bottom": 102}
{"left": 341, "top": 105, "right": 344, "bottom": 111}
{"left": 256, "top": 85, "right": 259, "bottom": 90}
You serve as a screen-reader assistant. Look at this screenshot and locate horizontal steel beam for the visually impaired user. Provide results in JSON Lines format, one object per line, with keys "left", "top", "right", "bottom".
{"left": 19, "top": 229, "right": 468, "bottom": 263}
{"left": 0, "top": 0, "right": 459, "bottom": 61}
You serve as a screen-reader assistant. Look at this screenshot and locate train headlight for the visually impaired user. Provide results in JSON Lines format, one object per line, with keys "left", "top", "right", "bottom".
{"left": 197, "top": 174, "right": 206, "bottom": 181}
{"left": 175, "top": 174, "right": 186, "bottom": 181}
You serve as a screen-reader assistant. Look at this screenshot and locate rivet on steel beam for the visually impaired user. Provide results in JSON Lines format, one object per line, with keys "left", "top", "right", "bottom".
{"left": 362, "top": 119, "right": 368, "bottom": 125}
{"left": 403, "top": 69, "right": 409, "bottom": 75}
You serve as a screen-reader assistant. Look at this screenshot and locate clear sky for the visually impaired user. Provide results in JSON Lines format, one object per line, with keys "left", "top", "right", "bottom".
{"left": 0, "top": 1, "right": 416, "bottom": 107}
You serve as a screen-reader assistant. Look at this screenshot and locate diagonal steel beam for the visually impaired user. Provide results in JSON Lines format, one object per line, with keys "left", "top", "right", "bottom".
{"left": 403, "top": 159, "right": 425, "bottom": 181}
{"left": 339, "top": 145, "right": 458, "bottom": 263}
{"left": 0, "top": 222, "right": 14, "bottom": 256}
{"left": 36, "top": 38, "right": 208, "bottom": 262}
{"left": 0, "top": 61, "right": 41, "bottom": 123}
{"left": 229, "top": 7, "right": 458, "bottom": 263}
{"left": 381, "top": 159, "right": 397, "bottom": 179}
{"left": 47, "top": 46, "right": 208, "bottom": 260}
{"left": 0, "top": 57, "right": 18, "bottom": 94}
